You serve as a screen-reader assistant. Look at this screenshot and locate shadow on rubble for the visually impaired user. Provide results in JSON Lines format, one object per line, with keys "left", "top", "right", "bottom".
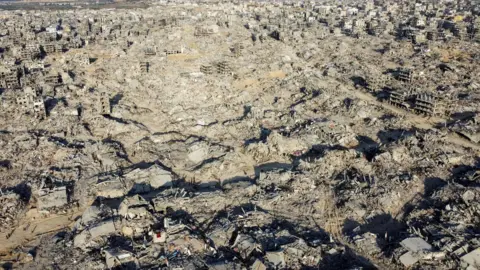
{"left": 102, "top": 138, "right": 131, "bottom": 162}
{"left": 347, "top": 176, "right": 452, "bottom": 259}
{"left": 434, "top": 111, "right": 477, "bottom": 129}
{"left": 104, "top": 235, "right": 134, "bottom": 251}
{"left": 149, "top": 131, "right": 234, "bottom": 151}
{"left": 350, "top": 76, "right": 367, "bottom": 88}
{"left": 28, "top": 129, "right": 49, "bottom": 137}
{"left": 222, "top": 176, "right": 253, "bottom": 188}
{"left": 385, "top": 68, "right": 403, "bottom": 79}
{"left": 2, "top": 182, "right": 32, "bottom": 202}
{"left": 449, "top": 111, "right": 477, "bottom": 122}
{"left": 67, "top": 70, "right": 76, "bottom": 80}
{"left": 289, "top": 89, "right": 321, "bottom": 109}
{"left": 127, "top": 160, "right": 174, "bottom": 173}
{"left": 450, "top": 164, "right": 475, "bottom": 176}
{"left": 204, "top": 203, "right": 268, "bottom": 233}
{"left": 190, "top": 154, "right": 227, "bottom": 171}
{"left": 244, "top": 126, "right": 271, "bottom": 146}
{"left": 93, "top": 196, "right": 123, "bottom": 213}
{"left": 48, "top": 136, "right": 85, "bottom": 149}
{"left": 222, "top": 105, "right": 252, "bottom": 125}
{"left": 254, "top": 162, "right": 293, "bottom": 178}
{"left": 475, "top": 157, "right": 480, "bottom": 169}
{"left": 102, "top": 115, "right": 150, "bottom": 132}
{"left": 44, "top": 97, "right": 68, "bottom": 116}
{"left": 355, "top": 135, "right": 380, "bottom": 161}
{"left": 373, "top": 47, "right": 389, "bottom": 55}
{"left": 374, "top": 89, "right": 391, "bottom": 102}
{"left": 273, "top": 219, "right": 377, "bottom": 269}
{"left": 0, "top": 263, "right": 13, "bottom": 270}
{"left": 379, "top": 113, "right": 397, "bottom": 121}
{"left": 0, "top": 159, "right": 12, "bottom": 170}
{"left": 377, "top": 128, "right": 415, "bottom": 145}
{"left": 279, "top": 119, "right": 318, "bottom": 137}
{"left": 232, "top": 203, "right": 269, "bottom": 216}
{"left": 317, "top": 247, "right": 377, "bottom": 270}
{"left": 121, "top": 164, "right": 255, "bottom": 200}
{"left": 357, "top": 213, "right": 407, "bottom": 257}
{"left": 423, "top": 177, "right": 447, "bottom": 196}
{"left": 110, "top": 93, "right": 124, "bottom": 108}
{"left": 273, "top": 219, "right": 330, "bottom": 247}
{"left": 449, "top": 163, "right": 480, "bottom": 188}
{"left": 292, "top": 144, "right": 347, "bottom": 166}
{"left": 394, "top": 178, "right": 448, "bottom": 219}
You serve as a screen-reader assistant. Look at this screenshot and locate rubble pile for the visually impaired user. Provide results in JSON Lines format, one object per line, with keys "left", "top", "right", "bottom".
{"left": 0, "top": 192, "right": 26, "bottom": 232}
{"left": 396, "top": 182, "right": 480, "bottom": 269}
{"left": 17, "top": 185, "right": 379, "bottom": 270}
{"left": 0, "top": 0, "right": 479, "bottom": 269}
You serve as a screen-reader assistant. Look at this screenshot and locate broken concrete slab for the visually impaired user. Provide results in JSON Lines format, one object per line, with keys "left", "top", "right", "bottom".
{"left": 461, "top": 248, "right": 480, "bottom": 270}
{"left": 37, "top": 187, "right": 68, "bottom": 210}
{"left": 265, "top": 250, "right": 286, "bottom": 268}
{"left": 89, "top": 219, "right": 116, "bottom": 239}
{"left": 251, "top": 259, "right": 267, "bottom": 270}
{"left": 400, "top": 237, "right": 433, "bottom": 253}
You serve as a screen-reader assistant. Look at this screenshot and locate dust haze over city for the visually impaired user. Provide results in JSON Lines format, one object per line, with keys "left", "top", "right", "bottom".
{"left": 0, "top": 0, "right": 480, "bottom": 269}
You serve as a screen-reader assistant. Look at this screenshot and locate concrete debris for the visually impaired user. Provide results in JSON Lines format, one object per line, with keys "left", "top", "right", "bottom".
{"left": 0, "top": 192, "right": 26, "bottom": 232}
{"left": 251, "top": 259, "right": 267, "bottom": 270}
{"left": 265, "top": 250, "right": 286, "bottom": 268}
{"left": 0, "top": 0, "right": 480, "bottom": 269}
{"left": 104, "top": 248, "right": 139, "bottom": 269}
{"left": 401, "top": 237, "right": 433, "bottom": 253}
{"left": 399, "top": 237, "right": 434, "bottom": 267}
{"left": 124, "top": 164, "right": 174, "bottom": 193}
{"left": 37, "top": 186, "right": 68, "bottom": 211}
{"left": 461, "top": 248, "right": 480, "bottom": 270}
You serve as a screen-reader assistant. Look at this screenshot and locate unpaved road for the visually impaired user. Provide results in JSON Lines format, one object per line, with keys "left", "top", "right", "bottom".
{"left": 337, "top": 82, "right": 480, "bottom": 152}
{"left": 0, "top": 208, "right": 84, "bottom": 255}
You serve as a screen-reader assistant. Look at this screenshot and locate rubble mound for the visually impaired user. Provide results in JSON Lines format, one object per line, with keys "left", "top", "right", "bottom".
{"left": 1, "top": 1, "right": 480, "bottom": 269}
{"left": 0, "top": 192, "right": 26, "bottom": 232}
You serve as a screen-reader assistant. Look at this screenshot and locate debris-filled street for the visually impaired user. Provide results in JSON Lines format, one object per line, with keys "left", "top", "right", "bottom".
{"left": 1, "top": 0, "right": 480, "bottom": 269}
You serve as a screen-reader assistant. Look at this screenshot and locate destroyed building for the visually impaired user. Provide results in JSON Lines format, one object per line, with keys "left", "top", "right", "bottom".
{"left": 0, "top": 0, "right": 480, "bottom": 269}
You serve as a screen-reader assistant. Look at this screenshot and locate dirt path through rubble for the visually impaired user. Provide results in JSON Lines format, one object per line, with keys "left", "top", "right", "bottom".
{"left": 337, "top": 83, "right": 480, "bottom": 152}
{"left": 0, "top": 209, "right": 84, "bottom": 255}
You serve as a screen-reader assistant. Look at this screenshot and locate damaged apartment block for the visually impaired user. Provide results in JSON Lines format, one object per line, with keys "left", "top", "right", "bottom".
{"left": 2, "top": 72, "right": 19, "bottom": 89}
{"left": 42, "top": 44, "right": 56, "bottom": 54}
{"left": 200, "top": 64, "right": 215, "bottom": 75}
{"left": 14, "top": 87, "right": 46, "bottom": 118}
{"left": 414, "top": 93, "right": 440, "bottom": 116}
{"left": 164, "top": 47, "right": 183, "bottom": 55}
{"left": 194, "top": 25, "right": 218, "bottom": 36}
{"left": 144, "top": 47, "right": 156, "bottom": 56}
{"left": 398, "top": 68, "right": 414, "bottom": 83}
{"left": 199, "top": 61, "right": 233, "bottom": 76}
{"left": 215, "top": 61, "right": 233, "bottom": 75}
{"left": 44, "top": 72, "right": 62, "bottom": 85}
{"left": 32, "top": 97, "right": 46, "bottom": 118}
{"left": 139, "top": 62, "right": 149, "bottom": 73}
{"left": 99, "top": 92, "right": 110, "bottom": 115}
{"left": 366, "top": 73, "right": 391, "bottom": 92}
{"left": 231, "top": 43, "right": 244, "bottom": 57}
{"left": 74, "top": 54, "right": 91, "bottom": 66}
{"left": 389, "top": 91, "right": 409, "bottom": 109}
